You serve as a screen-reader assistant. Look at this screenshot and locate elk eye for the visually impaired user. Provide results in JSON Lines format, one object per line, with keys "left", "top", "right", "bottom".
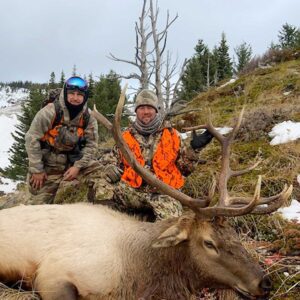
{"left": 204, "top": 240, "right": 217, "bottom": 251}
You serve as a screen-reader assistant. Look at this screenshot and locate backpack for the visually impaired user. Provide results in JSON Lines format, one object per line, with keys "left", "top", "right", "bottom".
{"left": 42, "top": 88, "right": 90, "bottom": 129}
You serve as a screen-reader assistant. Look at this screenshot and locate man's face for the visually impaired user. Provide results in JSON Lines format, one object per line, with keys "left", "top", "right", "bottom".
{"left": 136, "top": 105, "right": 157, "bottom": 125}
{"left": 66, "top": 90, "right": 85, "bottom": 105}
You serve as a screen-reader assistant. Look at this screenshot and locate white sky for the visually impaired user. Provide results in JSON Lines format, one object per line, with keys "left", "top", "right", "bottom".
{"left": 0, "top": 0, "right": 299, "bottom": 83}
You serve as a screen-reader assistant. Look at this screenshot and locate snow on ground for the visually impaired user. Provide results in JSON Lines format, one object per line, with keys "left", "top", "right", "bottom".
{"left": 0, "top": 86, "right": 28, "bottom": 108}
{"left": 269, "top": 121, "right": 300, "bottom": 145}
{"left": 0, "top": 114, "right": 18, "bottom": 169}
{"left": 0, "top": 113, "right": 20, "bottom": 193}
{"left": 0, "top": 177, "right": 20, "bottom": 194}
{"left": 278, "top": 200, "right": 300, "bottom": 222}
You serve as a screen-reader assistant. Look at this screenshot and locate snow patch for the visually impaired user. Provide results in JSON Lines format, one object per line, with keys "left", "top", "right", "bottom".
{"left": 269, "top": 121, "right": 300, "bottom": 145}
{"left": 278, "top": 199, "right": 300, "bottom": 223}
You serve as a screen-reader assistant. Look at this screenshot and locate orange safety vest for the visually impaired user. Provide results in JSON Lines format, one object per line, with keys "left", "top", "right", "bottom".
{"left": 121, "top": 128, "right": 184, "bottom": 189}
{"left": 41, "top": 113, "right": 85, "bottom": 148}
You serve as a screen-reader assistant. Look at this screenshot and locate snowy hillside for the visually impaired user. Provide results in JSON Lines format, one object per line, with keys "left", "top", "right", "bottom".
{"left": 0, "top": 86, "right": 28, "bottom": 108}
{"left": 0, "top": 86, "right": 28, "bottom": 193}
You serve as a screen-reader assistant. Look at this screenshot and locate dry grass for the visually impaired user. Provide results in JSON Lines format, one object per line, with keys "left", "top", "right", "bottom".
{"left": 0, "top": 283, "right": 39, "bottom": 300}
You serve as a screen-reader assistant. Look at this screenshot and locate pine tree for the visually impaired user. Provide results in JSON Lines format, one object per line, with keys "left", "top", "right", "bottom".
{"left": 59, "top": 71, "right": 65, "bottom": 87}
{"left": 93, "top": 71, "right": 125, "bottom": 141}
{"left": 234, "top": 42, "right": 252, "bottom": 73}
{"left": 88, "top": 73, "right": 95, "bottom": 99}
{"left": 72, "top": 65, "right": 77, "bottom": 76}
{"left": 180, "top": 39, "right": 214, "bottom": 100}
{"left": 49, "top": 72, "right": 56, "bottom": 89}
{"left": 278, "top": 23, "right": 300, "bottom": 49}
{"left": 216, "top": 33, "right": 233, "bottom": 81}
{"left": 4, "top": 88, "right": 44, "bottom": 180}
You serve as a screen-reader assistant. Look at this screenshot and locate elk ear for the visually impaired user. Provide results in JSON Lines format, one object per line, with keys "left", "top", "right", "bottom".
{"left": 152, "top": 225, "right": 188, "bottom": 248}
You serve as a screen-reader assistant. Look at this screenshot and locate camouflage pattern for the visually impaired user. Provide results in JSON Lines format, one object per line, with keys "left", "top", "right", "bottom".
{"left": 97, "top": 121, "right": 201, "bottom": 220}
{"left": 114, "top": 181, "right": 183, "bottom": 220}
{"left": 25, "top": 88, "right": 100, "bottom": 204}
{"left": 25, "top": 161, "right": 105, "bottom": 205}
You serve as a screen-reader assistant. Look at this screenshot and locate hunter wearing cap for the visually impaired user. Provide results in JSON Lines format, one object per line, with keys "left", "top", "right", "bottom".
{"left": 100, "top": 89, "right": 213, "bottom": 220}
{"left": 25, "top": 76, "right": 101, "bottom": 204}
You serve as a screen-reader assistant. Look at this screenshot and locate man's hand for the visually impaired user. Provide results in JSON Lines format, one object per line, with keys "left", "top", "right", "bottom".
{"left": 30, "top": 172, "right": 48, "bottom": 190}
{"left": 104, "top": 164, "right": 123, "bottom": 183}
{"left": 190, "top": 129, "right": 214, "bottom": 150}
{"left": 63, "top": 166, "right": 80, "bottom": 181}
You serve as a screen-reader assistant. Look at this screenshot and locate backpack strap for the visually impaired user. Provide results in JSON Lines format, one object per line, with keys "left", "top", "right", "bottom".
{"left": 81, "top": 107, "right": 90, "bottom": 129}
{"left": 52, "top": 99, "right": 64, "bottom": 128}
{"left": 51, "top": 99, "right": 90, "bottom": 129}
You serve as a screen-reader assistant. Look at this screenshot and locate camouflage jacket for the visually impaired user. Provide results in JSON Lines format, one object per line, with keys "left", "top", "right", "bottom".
{"left": 100, "top": 122, "right": 199, "bottom": 182}
{"left": 25, "top": 90, "right": 99, "bottom": 174}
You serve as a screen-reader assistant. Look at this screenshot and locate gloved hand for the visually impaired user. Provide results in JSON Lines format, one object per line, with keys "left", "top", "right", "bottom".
{"left": 104, "top": 164, "right": 123, "bottom": 183}
{"left": 190, "top": 130, "right": 214, "bottom": 150}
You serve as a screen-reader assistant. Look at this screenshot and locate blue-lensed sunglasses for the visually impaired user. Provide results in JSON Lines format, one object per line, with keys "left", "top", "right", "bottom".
{"left": 65, "top": 76, "right": 88, "bottom": 92}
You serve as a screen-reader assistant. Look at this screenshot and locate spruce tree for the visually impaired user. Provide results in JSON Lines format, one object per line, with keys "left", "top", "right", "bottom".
{"left": 216, "top": 33, "right": 233, "bottom": 81}
{"left": 180, "top": 39, "right": 214, "bottom": 100}
{"left": 4, "top": 88, "right": 44, "bottom": 180}
{"left": 93, "top": 70, "right": 124, "bottom": 141}
{"left": 234, "top": 42, "right": 252, "bottom": 73}
{"left": 88, "top": 73, "right": 95, "bottom": 99}
{"left": 59, "top": 71, "right": 65, "bottom": 87}
{"left": 278, "top": 23, "right": 300, "bottom": 49}
{"left": 72, "top": 65, "right": 77, "bottom": 76}
{"left": 49, "top": 72, "right": 56, "bottom": 89}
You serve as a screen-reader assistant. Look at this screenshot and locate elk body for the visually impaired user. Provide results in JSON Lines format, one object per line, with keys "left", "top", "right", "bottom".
{"left": 0, "top": 203, "right": 273, "bottom": 300}
{"left": 0, "top": 86, "right": 292, "bottom": 299}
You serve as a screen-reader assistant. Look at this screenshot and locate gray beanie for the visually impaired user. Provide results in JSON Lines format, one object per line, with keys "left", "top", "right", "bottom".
{"left": 135, "top": 89, "right": 159, "bottom": 112}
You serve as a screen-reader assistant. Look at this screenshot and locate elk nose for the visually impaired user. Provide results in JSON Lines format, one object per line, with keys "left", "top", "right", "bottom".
{"left": 259, "top": 275, "right": 272, "bottom": 292}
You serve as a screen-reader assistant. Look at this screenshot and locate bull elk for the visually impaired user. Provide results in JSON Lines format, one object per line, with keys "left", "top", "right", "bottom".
{"left": 0, "top": 85, "right": 292, "bottom": 300}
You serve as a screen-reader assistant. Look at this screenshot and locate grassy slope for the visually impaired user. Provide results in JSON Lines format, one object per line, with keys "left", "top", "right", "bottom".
{"left": 178, "top": 58, "right": 300, "bottom": 202}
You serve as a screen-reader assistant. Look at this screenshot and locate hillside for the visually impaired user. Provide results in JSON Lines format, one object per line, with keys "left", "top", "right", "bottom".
{"left": 177, "top": 57, "right": 300, "bottom": 202}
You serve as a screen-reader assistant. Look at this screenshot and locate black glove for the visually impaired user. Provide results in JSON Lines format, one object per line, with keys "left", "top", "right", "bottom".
{"left": 190, "top": 130, "right": 214, "bottom": 150}
{"left": 104, "top": 164, "right": 123, "bottom": 183}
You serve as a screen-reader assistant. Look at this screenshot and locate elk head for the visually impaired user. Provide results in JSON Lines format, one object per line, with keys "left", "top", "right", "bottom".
{"left": 91, "top": 85, "right": 293, "bottom": 299}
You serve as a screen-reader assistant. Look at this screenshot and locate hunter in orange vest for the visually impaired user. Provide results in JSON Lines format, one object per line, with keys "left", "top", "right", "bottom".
{"left": 102, "top": 89, "right": 213, "bottom": 220}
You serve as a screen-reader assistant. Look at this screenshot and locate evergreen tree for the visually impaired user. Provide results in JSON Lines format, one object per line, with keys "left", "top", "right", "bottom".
{"left": 93, "top": 71, "right": 124, "bottom": 141}
{"left": 4, "top": 88, "right": 44, "bottom": 180}
{"left": 234, "top": 42, "right": 252, "bottom": 73}
{"left": 216, "top": 33, "right": 233, "bottom": 81}
{"left": 49, "top": 72, "right": 56, "bottom": 89}
{"left": 72, "top": 65, "right": 77, "bottom": 76}
{"left": 179, "top": 39, "right": 213, "bottom": 100}
{"left": 59, "top": 71, "right": 65, "bottom": 87}
{"left": 278, "top": 23, "right": 300, "bottom": 49}
{"left": 88, "top": 73, "right": 95, "bottom": 99}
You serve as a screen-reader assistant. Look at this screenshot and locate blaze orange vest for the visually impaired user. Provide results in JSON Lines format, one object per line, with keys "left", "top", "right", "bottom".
{"left": 40, "top": 109, "right": 85, "bottom": 148}
{"left": 121, "top": 128, "right": 184, "bottom": 189}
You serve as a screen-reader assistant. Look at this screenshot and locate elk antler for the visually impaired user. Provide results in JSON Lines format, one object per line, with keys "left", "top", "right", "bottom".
{"left": 91, "top": 85, "right": 293, "bottom": 218}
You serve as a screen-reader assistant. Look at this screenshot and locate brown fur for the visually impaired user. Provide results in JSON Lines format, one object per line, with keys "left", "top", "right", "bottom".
{"left": 0, "top": 204, "right": 270, "bottom": 300}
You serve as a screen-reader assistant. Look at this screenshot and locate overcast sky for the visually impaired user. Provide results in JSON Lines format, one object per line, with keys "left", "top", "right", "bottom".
{"left": 0, "top": 0, "right": 299, "bottom": 84}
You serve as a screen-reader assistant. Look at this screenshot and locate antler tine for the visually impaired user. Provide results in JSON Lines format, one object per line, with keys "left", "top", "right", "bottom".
{"left": 228, "top": 184, "right": 293, "bottom": 214}
{"left": 227, "top": 106, "right": 245, "bottom": 142}
{"left": 92, "top": 84, "right": 209, "bottom": 211}
{"left": 199, "top": 175, "right": 262, "bottom": 218}
{"left": 92, "top": 106, "right": 113, "bottom": 131}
